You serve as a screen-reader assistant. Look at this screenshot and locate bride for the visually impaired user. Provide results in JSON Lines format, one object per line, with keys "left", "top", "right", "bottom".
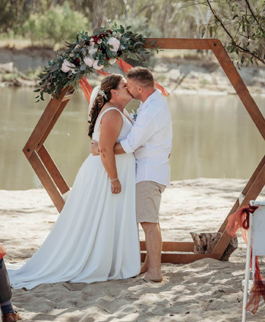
{"left": 8, "top": 74, "right": 141, "bottom": 290}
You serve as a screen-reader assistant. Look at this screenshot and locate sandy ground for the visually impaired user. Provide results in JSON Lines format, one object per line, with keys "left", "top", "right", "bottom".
{"left": 1, "top": 178, "right": 265, "bottom": 322}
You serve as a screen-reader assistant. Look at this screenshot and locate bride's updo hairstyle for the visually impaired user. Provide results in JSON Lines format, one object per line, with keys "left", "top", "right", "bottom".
{"left": 88, "top": 74, "right": 123, "bottom": 139}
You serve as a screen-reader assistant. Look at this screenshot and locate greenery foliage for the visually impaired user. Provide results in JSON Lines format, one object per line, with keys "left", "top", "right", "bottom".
{"left": 22, "top": 4, "right": 90, "bottom": 47}
{"left": 0, "top": 0, "right": 264, "bottom": 68}
{"left": 35, "top": 22, "right": 156, "bottom": 102}
{"left": 177, "top": 0, "right": 265, "bottom": 68}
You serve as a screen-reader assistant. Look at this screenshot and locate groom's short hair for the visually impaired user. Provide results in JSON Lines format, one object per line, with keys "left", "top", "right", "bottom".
{"left": 127, "top": 67, "right": 154, "bottom": 88}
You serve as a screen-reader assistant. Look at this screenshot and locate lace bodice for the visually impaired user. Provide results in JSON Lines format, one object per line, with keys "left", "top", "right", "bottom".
{"left": 92, "top": 107, "right": 133, "bottom": 142}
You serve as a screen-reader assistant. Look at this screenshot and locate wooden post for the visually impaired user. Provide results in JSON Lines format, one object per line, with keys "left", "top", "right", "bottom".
{"left": 23, "top": 38, "right": 265, "bottom": 264}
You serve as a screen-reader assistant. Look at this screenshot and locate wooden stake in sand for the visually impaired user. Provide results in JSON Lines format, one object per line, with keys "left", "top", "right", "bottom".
{"left": 23, "top": 38, "right": 265, "bottom": 264}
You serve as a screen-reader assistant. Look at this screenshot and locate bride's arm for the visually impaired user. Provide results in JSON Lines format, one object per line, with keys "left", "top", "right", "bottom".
{"left": 91, "top": 140, "right": 124, "bottom": 155}
{"left": 99, "top": 110, "right": 123, "bottom": 193}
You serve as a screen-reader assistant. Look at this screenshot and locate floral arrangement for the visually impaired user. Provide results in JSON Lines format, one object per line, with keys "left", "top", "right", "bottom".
{"left": 34, "top": 22, "right": 155, "bottom": 102}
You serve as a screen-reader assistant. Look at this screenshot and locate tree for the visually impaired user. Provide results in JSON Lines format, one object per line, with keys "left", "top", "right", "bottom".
{"left": 177, "top": 0, "right": 265, "bottom": 67}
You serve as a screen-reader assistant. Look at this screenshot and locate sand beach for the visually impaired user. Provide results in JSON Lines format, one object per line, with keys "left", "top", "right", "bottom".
{"left": 1, "top": 178, "right": 265, "bottom": 321}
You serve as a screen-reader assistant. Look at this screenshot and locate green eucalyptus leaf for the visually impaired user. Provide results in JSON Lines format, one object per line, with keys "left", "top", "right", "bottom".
{"left": 80, "top": 64, "right": 87, "bottom": 71}
{"left": 134, "top": 41, "right": 144, "bottom": 48}
{"left": 81, "top": 48, "right": 87, "bottom": 56}
{"left": 46, "top": 64, "right": 60, "bottom": 73}
{"left": 93, "top": 27, "right": 104, "bottom": 35}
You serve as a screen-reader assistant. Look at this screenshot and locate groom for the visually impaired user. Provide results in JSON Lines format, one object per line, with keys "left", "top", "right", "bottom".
{"left": 92, "top": 67, "right": 172, "bottom": 282}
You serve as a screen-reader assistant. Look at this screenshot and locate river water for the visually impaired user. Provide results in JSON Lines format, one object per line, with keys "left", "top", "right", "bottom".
{"left": 0, "top": 87, "right": 264, "bottom": 190}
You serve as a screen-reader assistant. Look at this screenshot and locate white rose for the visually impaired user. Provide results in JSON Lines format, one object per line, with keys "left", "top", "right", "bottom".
{"left": 109, "top": 58, "right": 116, "bottom": 65}
{"left": 97, "top": 39, "right": 102, "bottom": 44}
{"left": 88, "top": 46, "right": 97, "bottom": 55}
{"left": 107, "top": 37, "right": 120, "bottom": 52}
{"left": 83, "top": 56, "right": 94, "bottom": 67}
{"left": 61, "top": 59, "right": 76, "bottom": 73}
{"left": 120, "top": 45, "right": 125, "bottom": 50}
{"left": 90, "top": 38, "right": 94, "bottom": 42}
{"left": 93, "top": 60, "right": 104, "bottom": 70}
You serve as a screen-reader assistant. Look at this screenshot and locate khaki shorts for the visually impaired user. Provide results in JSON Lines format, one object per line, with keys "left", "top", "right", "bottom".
{"left": 136, "top": 181, "right": 166, "bottom": 223}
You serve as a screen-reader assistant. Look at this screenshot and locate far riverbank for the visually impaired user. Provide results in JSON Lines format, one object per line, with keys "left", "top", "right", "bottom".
{"left": 1, "top": 46, "right": 265, "bottom": 95}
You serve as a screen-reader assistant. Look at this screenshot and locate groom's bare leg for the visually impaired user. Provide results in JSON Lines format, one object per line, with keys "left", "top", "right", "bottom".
{"left": 140, "top": 223, "right": 161, "bottom": 274}
{"left": 141, "top": 222, "right": 163, "bottom": 282}
{"left": 140, "top": 251, "right": 149, "bottom": 274}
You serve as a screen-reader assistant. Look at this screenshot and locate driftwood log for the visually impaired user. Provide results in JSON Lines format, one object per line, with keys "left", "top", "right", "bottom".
{"left": 190, "top": 232, "right": 238, "bottom": 261}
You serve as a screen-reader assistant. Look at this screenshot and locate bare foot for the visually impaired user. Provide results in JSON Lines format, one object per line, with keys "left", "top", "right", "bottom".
{"left": 140, "top": 263, "right": 148, "bottom": 274}
{"left": 144, "top": 270, "right": 163, "bottom": 283}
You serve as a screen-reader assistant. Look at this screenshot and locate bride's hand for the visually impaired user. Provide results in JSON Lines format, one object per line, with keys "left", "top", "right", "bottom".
{"left": 111, "top": 179, "right": 121, "bottom": 194}
{"left": 90, "top": 140, "right": 100, "bottom": 155}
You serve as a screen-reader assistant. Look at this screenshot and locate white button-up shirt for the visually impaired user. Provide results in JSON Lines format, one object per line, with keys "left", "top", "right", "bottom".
{"left": 120, "top": 90, "right": 172, "bottom": 186}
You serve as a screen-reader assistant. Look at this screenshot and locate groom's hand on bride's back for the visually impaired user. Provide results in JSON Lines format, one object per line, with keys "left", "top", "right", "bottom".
{"left": 90, "top": 140, "right": 100, "bottom": 155}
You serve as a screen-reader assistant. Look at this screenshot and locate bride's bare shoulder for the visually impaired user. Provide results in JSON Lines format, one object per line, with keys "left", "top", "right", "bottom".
{"left": 99, "top": 105, "right": 122, "bottom": 124}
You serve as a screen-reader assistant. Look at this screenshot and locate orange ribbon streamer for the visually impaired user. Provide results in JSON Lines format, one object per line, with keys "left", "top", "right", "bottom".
{"left": 79, "top": 76, "right": 93, "bottom": 104}
{"left": 97, "top": 70, "right": 112, "bottom": 76}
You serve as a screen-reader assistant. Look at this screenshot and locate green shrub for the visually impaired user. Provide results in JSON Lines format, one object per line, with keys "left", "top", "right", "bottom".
{"left": 22, "top": 3, "right": 90, "bottom": 48}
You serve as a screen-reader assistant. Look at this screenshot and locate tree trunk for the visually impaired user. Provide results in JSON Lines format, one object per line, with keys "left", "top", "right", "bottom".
{"left": 93, "top": 0, "right": 105, "bottom": 30}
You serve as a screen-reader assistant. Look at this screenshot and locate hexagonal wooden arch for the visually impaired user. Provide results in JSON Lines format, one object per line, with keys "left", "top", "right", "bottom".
{"left": 23, "top": 38, "right": 265, "bottom": 264}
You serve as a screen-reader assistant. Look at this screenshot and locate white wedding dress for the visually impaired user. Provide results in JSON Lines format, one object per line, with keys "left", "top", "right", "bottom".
{"left": 8, "top": 107, "right": 140, "bottom": 290}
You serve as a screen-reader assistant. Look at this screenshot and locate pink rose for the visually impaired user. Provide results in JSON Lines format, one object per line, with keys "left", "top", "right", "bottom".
{"left": 83, "top": 56, "right": 94, "bottom": 67}
{"left": 93, "top": 60, "right": 104, "bottom": 70}
{"left": 107, "top": 37, "right": 120, "bottom": 52}
{"left": 61, "top": 59, "right": 76, "bottom": 73}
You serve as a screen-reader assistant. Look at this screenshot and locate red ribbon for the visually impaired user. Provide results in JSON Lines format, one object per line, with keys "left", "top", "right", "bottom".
{"left": 0, "top": 244, "right": 6, "bottom": 259}
{"left": 226, "top": 204, "right": 265, "bottom": 313}
{"left": 97, "top": 70, "right": 111, "bottom": 76}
